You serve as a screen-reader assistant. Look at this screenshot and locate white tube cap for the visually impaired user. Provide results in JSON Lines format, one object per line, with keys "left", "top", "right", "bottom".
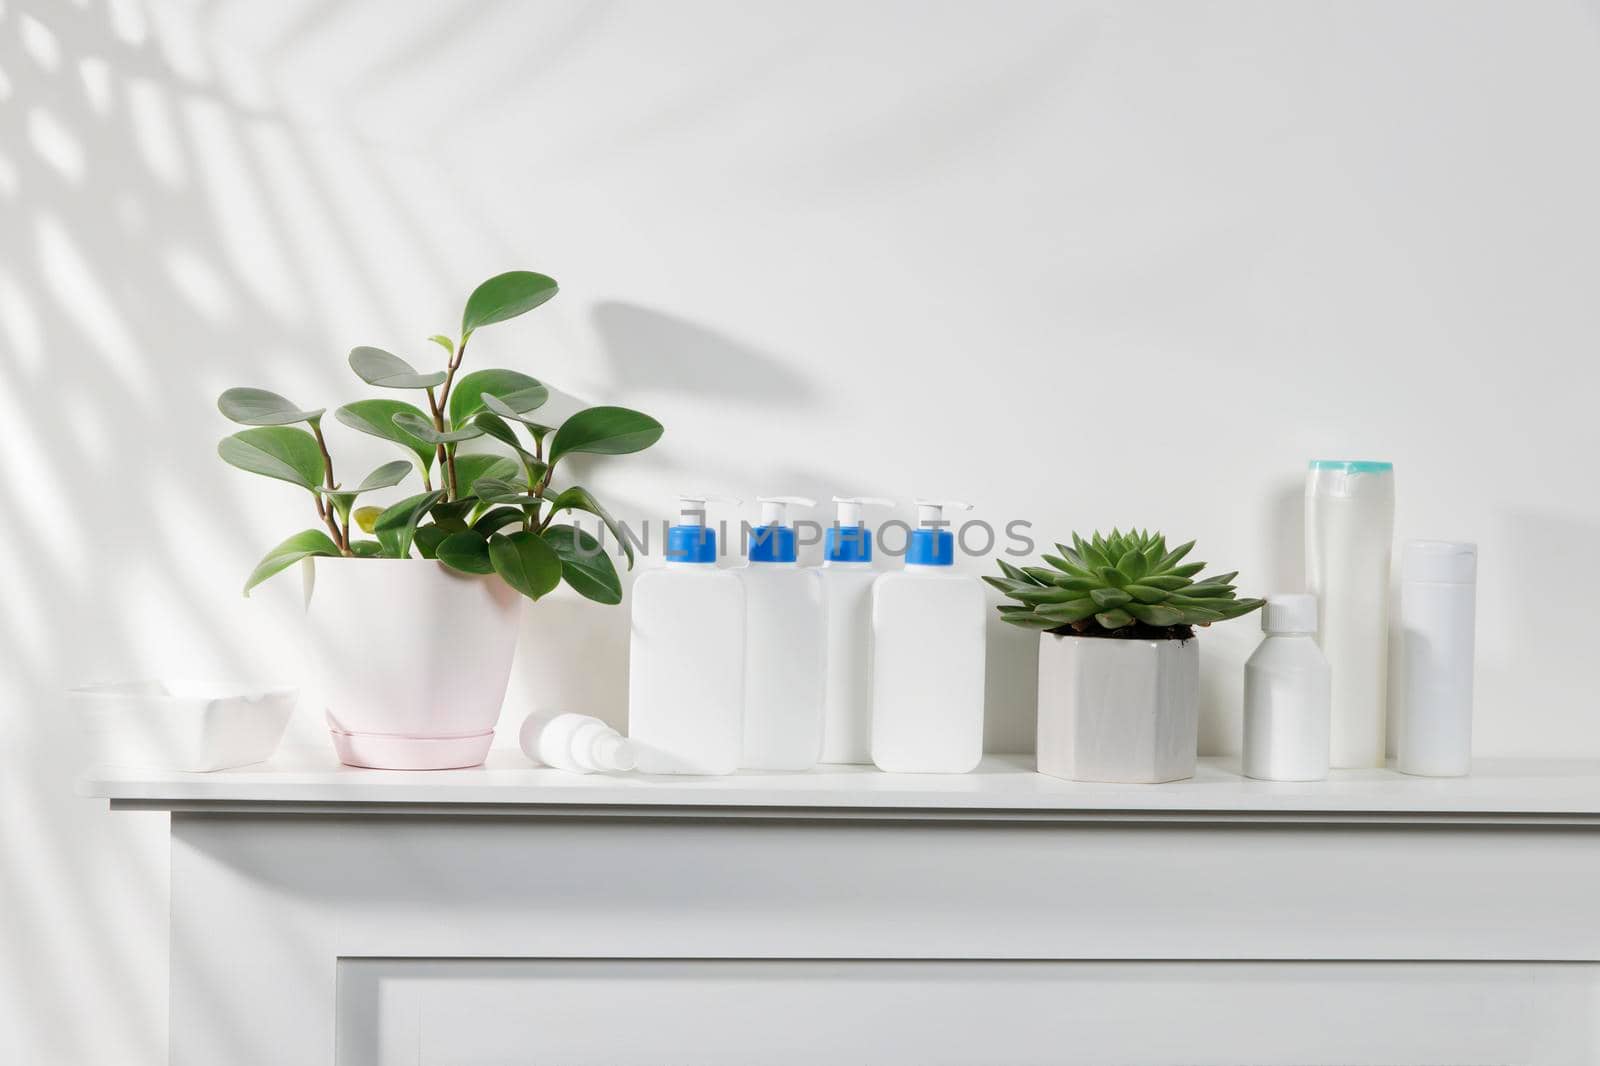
{"left": 589, "top": 731, "right": 636, "bottom": 773}
{"left": 1403, "top": 540, "right": 1477, "bottom": 584}
{"left": 1261, "top": 593, "right": 1318, "bottom": 635}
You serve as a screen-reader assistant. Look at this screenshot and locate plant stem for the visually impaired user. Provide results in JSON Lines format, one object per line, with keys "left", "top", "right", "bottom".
{"left": 311, "top": 493, "right": 347, "bottom": 555}
{"left": 437, "top": 334, "right": 467, "bottom": 418}
{"left": 445, "top": 443, "right": 460, "bottom": 500}
{"left": 309, "top": 420, "right": 351, "bottom": 554}
{"left": 424, "top": 386, "right": 447, "bottom": 495}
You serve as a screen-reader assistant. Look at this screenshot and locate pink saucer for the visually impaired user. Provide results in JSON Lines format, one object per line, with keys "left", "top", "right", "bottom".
{"left": 328, "top": 729, "right": 494, "bottom": 770}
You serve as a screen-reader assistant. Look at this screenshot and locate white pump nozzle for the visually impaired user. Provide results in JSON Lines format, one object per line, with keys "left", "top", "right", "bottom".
{"left": 914, "top": 499, "right": 972, "bottom": 528}
{"left": 755, "top": 495, "right": 816, "bottom": 525}
{"left": 832, "top": 496, "right": 895, "bottom": 527}
{"left": 676, "top": 493, "right": 740, "bottom": 527}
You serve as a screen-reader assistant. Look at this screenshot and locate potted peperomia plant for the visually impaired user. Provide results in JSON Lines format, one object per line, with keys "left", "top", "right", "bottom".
{"left": 217, "top": 270, "right": 661, "bottom": 769}
{"left": 989, "top": 530, "right": 1263, "bottom": 784}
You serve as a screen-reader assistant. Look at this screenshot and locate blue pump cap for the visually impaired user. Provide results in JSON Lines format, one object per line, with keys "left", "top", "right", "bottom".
{"left": 825, "top": 525, "right": 872, "bottom": 563}
{"left": 748, "top": 524, "right": 796, "bottom": 563}
{"left": 667, "top": 524, "right": 717, "bottom": 563}
{"left": 907, "top": 528, "right": 954, "bottom": 566}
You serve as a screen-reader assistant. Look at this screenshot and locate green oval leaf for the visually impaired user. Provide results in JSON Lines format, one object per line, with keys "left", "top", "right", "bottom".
{"left": 218, "top": 427, "right": 324, "bottom": 490}
{"left": 218, "top": 388, "right": 324, "bottom": 426}
{"left": 449, "top": 369, "right": 547, "bottom": 428}
{"left": 349, "top": 539, "right": 384, "bottom": 558}
{"left": 470, "top": 412, "right": 546, "bottom": 484}
{"left": 547, "top": 406, "right": 663, "bottom": 465}
{"left": 354, "top": 506, "right": 383, "bottom": 534}
{"left": 542, "top": 523, "right": 621, "bottom": 604}
{"left": 473, "top": 506, "right": 526, "bottom": 535}
{"left": 453, "top": 453, "right": 520, "bottom": 498}
{"left": 324, "top": 459, "right": 414, "bottom": 515}
{"left": 334, "top": 399, "right": 435, "bottom": 471}
{"left": 373, "top": 490, "right": 444, "bottom": 559}
{"left": 413, "top": 524, "right": 449, "bottom": 560}
{"left": 471, "top": 478, "right": 545, "bottom": 514}
{"left": 437, "top": 530, "right": 494, "bottom": 575}
{"left": 349, "top": 346, "right": 446, "bottom": 389}
{"left": 545, "top": 485, "right": 635, "bottom": 569}
{"left": 392, "top": 411, "right": 485, "bottom": 445}
{"left": 478, "top": 395, "right": 557, "bottom": 447}
{"left": 488, "top": 529, "right": 561, "bottom": 600}
{"left": 461, "top": 271, "right": 558, "bottom": 335}
{"left": 243, "top": 529, "right": 340, "bottom": 596}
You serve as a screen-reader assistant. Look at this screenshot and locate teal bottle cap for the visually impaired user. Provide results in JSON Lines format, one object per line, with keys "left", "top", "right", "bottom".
{"left": 1308, "top": 459, "right": 1393, "bottom": 473}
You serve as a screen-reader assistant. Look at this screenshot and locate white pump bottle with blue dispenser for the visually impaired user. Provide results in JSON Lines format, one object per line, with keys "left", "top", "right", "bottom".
{"left": 870, "top": 499, "right": 987, "bottom": 773}
{"left": 627, "top": 494, "right": 745, "bottom": 775}
{"left": 819, "top": 496, "right": 894, "bottom": 764}
{"left": 739, "top": 496, "right": 827, "bottom": 770}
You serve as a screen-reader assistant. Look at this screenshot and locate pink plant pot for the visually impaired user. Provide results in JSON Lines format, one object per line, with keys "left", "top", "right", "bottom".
{"left": 303, "top": 557, "right": 524, "bottom": 769}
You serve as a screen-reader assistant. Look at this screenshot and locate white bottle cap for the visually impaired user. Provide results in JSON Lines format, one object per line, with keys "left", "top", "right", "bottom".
{"left": 756, "top": 495, "right": 816, "bottom": 524}
{"left": 676, "top": 493, "right": 740, "bottom": 527}
{"left": 832, "top": 496, "right": 894, "bottom": 526}
{"left": 1403, "top": 540, "right": 1477, "bottom": 584}
{"left": 913, "top": 499, "right": 971, "bottom": 527}
{"left": 1261, "top": 593, "right": 1318, "bottom": 635}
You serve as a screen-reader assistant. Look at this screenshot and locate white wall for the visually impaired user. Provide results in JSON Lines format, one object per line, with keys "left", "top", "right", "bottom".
{"left": 6, "top": 0, "right": 1600, "bottom": 1061}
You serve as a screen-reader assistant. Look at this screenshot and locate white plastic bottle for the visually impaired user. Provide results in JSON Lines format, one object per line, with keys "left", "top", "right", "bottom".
{"left": 1305, "top": 460, "right": 1395, "bottom": 768}
{"left": 1242, "top": 594, "right": 1332, "bottom": 781}
{"left": 739, "top": 496, "right": 827, "bottom": 770}
{"left": 628, "top": 495, "right": 745, "bottom": 775}
{"left": 819, "top": 496, "right": 895, "bottom": 764}
{"left": 870, "top": 500, "right": 986, "bottom": 774}
{"left": 519, "top": 711, "right": 636, "bottom": 774}
{"left": 1395, "top": 540, "right": 1477, "bottom": 777}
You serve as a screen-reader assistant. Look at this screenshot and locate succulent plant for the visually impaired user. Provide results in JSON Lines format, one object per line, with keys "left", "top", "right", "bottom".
{"left": 986, "top": 529, "right": 1263, "bottom": 638}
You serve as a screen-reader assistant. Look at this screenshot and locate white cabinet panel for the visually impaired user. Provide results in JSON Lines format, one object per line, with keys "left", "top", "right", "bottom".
{"left": 338, "top": 959, "right": 1600, "bottom": 1066}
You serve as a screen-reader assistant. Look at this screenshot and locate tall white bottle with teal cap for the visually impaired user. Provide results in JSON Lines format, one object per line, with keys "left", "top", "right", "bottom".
{"left": 820, "top": 496, "right": 895, "bottom": 764}
{"left": 628, "top": 494, "right": 745, "bottom": 775}
{"left": 739, "top": 496, "right": 826, "bottom": 770}
{"left": 870, "top": 500, "right": 987, "bottom": 774}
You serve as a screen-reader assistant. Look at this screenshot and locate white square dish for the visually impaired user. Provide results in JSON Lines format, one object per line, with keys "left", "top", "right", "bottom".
{"left": 69, "top": 680, "right": 296, "bottom": 772}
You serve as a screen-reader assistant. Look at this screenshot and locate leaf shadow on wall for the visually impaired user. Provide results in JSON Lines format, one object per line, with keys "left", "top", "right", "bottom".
{"left": 591, "top": 301, "right": 818, "bottom": 408}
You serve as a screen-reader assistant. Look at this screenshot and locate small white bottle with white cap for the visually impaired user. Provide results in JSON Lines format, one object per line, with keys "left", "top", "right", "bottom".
{"left": 628, "top": 494, "right": 745, "bottom": 775}
{"left": 519, "top": 711, "right": 636, "bottom": 774}
{"left": 819, "top": 496, "right": 895, "bottom": 764}
{"left": 1242, "top": 593, "right": 1332, "bottom": 781}
{"left": 870, "top": 500, "right": 986, "bottom": 774}
{"left": 1395, "top": 540, "right": 1478, "bottom": 778}
{"left": 739, "top": 496, "right": 827, "bottom": 770}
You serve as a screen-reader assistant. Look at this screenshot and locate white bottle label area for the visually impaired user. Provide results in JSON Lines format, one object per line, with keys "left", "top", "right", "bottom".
{"left": 870, "top": 569, "right": 986, "bottom": 773}
{"left": 1242, "top": 636, "right": 1332, "bottom": 782}
{"left": 628, "top": 568, "right": 745, "bottom": 775}
{"left": 740, "top": 567, "right": 827, "bottom": 770}
{"left": 1306, "top": 487, "right": 1394, "bottom": 768}
{"left": 820, "top": 567, "right": 877, "bottom": 764}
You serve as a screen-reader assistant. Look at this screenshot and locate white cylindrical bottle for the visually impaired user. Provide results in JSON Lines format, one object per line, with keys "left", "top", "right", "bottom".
{"left": 1305, "top": 460, "right": 1394, "bottom": 768}
{"left": 520, "top": 711, "right": 636, "bottom": 774}
{"left": 1395, "top": 540, "right": 1477, "bottom": 777}
{"left": 819, "top": 496, "right": 895, "bottom": 764}
{"left": 739, "top": 496, "right": 827, "bottom": 770}
{"left": 1243, "top": 594, "right": 1331, "bottom": 781}
{"left": 870, "top": 500, "right": 986, "bottom": 774}
{"left": 628, "top": 495, "right": 746, "bottom": 775}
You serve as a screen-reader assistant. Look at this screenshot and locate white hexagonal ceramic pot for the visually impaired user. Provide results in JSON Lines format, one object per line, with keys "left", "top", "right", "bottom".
{"left": 1035, "top": 633, "right": 1199, "bottom": 784}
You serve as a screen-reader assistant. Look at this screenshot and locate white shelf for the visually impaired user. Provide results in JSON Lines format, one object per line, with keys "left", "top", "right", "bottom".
{"left": 78, "top": 749, "right": 1600, "bottom": 822}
